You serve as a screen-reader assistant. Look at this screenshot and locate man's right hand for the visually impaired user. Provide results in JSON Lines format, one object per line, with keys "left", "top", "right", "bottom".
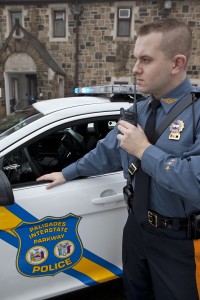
{"left": 36, "top": 172, "right": 67, "bottom": 189}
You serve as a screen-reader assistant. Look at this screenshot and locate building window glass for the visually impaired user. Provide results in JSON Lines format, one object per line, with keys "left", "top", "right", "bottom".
{"left": 53, "top": 10, "right": 66, "bottom": 38}
{"left": 114, "top": 81, "right": 129, "bottom": 85}
{"left": 10, "top": 11, "right": 22, "bottom": 27}
{"left": 117, "top": 8, "right": 132, "bottom": 37}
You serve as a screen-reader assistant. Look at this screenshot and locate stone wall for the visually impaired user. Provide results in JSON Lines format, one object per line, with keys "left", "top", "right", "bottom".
{"left": 0, "top": 0, "right": 199, "bottom": 94}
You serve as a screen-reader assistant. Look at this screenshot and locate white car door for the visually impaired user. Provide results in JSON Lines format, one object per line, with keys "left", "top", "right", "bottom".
{"left": 0, "top": 114, "right": 128, "bottom": 300}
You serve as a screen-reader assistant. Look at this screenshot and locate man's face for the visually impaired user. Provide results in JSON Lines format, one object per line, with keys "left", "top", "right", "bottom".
{"left": 133, "top": 32, "right": 175, "bottom": 98}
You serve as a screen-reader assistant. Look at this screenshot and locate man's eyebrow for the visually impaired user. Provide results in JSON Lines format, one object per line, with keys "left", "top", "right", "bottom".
{"left": 141, "top": 55, "right": 152, "bottom": 58}
{"left": 134, "top": 55, "right": 152, "bottom": 60}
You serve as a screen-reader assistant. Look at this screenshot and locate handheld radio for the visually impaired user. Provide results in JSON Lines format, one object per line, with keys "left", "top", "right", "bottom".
{"left": 120, "top": 78, "right": 137, "bottom": 126}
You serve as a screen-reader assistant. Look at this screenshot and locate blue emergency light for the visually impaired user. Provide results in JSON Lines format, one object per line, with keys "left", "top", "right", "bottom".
{"left": 74, "top": 85, "right": 139, "bottom": 95}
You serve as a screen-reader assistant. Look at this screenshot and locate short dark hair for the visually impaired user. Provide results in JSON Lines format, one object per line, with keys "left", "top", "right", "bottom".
{"left": 138, "top": 18, "right": 192, "bottom": 63}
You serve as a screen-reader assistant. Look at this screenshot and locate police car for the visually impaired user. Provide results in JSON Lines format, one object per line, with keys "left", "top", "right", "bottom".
{"left": 0, "top": 85, "right": 140, "bottom": 300}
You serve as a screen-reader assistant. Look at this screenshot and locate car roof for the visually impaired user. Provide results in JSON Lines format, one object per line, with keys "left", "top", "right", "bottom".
{"left": 33, "top": 96, "right": 110, "bottom": 115}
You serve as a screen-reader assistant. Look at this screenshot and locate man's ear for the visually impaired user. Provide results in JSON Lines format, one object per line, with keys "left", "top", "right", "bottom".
{"left": 172, "top": 55, "right": 187, "bottom": 74}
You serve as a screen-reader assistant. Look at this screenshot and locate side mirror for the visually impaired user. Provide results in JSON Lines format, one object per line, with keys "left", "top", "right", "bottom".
{"left": 0, "top": 170, "right": 14, "bottom": 206}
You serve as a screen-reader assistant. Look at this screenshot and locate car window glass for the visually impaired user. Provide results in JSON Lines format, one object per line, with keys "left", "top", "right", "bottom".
{"left": 3, "top": 117, "right": 119, "bottom": 186}
{"left": 0, "top": 108, "right": 42, "bottom": 139}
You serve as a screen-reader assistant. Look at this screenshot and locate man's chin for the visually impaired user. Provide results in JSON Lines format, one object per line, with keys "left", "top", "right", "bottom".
{"left": 137, "top": 86, "right": 149, "bottom": 94}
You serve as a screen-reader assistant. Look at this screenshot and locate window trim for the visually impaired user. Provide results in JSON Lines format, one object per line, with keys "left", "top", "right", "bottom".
{"left": 10, "top": 10, "right": 22, "bottom": 28}
{"left": 49, "top": 4, "right": 69, "bottom": 42}
{"left": 5, "top": 5, "right": 26, "bottom": 38}
{"left": 113, "top": 2, "right": 135, "bottom": 41}
{"left": 117, "top": 7, "right": 132, "bottom": 38}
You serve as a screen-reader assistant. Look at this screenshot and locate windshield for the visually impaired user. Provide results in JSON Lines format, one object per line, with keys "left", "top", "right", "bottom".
{"left": 0, "top": 107, "right": 43, "bottom": 139}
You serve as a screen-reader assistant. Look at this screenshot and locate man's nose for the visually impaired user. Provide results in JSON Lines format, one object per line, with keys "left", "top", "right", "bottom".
{"left": 132, "top": 61, "right": 141, "bottom": 75}
{"left": 132, "top": 63, "right": 138, "bottom": 76}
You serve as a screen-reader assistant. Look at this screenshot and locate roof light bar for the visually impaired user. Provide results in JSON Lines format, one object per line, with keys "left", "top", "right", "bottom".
{"left": 74, "top": 85, "right": 139, "bottom": 95}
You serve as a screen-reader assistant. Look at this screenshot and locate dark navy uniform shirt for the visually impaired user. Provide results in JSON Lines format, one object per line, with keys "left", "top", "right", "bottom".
{"left": 62, "top": 77, "right": 200, "bottom": 218}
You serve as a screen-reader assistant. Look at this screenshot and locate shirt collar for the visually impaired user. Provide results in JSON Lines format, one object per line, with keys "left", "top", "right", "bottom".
{"left": 148, "top": 77, "right": 193, "bottom": 114}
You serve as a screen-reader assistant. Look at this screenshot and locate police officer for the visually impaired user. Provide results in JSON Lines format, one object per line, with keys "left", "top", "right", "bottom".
{"left": 37, "top": 18, "right": 200, "bottom": 300}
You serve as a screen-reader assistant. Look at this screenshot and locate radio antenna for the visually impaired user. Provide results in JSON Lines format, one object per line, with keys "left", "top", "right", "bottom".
{"left": 133, "top": 77, "right": 137, "bottom": 125}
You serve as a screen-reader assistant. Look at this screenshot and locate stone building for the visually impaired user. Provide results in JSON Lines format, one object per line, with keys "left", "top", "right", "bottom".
{"left": 0, "top": 0, "right": 199, "bottom": 116}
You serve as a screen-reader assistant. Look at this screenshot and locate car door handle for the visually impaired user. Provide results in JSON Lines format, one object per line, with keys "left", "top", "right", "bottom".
{"left": 92, "top": 193, "right": 124, "bottom": 204}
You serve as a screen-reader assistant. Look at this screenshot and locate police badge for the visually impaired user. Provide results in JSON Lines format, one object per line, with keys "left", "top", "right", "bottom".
{"left": 169, "top": 120, "right": 184, "bottom": 140}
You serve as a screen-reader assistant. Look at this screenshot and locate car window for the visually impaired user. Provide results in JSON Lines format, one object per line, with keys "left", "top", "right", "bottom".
{"left": 0, "top": 108, "right": 42, "bottom": 139}
{"left": 3, "top": 118, "right": 119, "bottom": 186}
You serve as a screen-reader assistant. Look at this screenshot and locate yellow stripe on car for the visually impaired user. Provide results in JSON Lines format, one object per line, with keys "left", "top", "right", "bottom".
{"left": 0, "top": 207, "right": 22, "bottom": 235}
{"left": 73, "top": 257, "right": 118, "bottom": 283}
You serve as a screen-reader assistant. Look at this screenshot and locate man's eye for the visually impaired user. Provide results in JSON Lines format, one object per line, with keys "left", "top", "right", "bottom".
{"left": 142, "top": 58, "right": 150, "bottom": 63}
